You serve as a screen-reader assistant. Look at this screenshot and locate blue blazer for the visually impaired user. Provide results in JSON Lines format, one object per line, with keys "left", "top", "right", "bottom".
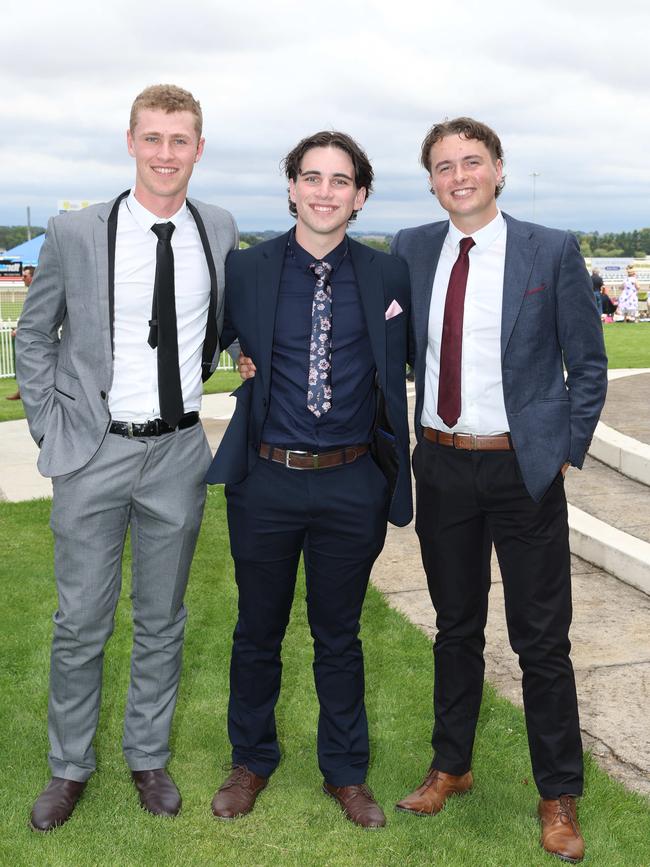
{"left": 392, "top": 213, "right": 608, "bottom": 502}
{"left": 206, "top": 232, "right": 413, "bottom": 527}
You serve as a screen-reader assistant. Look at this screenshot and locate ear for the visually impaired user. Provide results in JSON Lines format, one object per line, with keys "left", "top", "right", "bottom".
{"left": 127, "top": 128, "right": 135, "bottom": 158}
{"left": 195, "top": 136, "right": 205, "bottom": 164}
{"left": 495, "top": 159, "right": 503, "bottom": 185}
{"left": 353, "top": 186, "right": 367, "bottom": 212}
{"left": 428, "top": 174, "right": 436, "bottom": 197}
{"left": 289, "top": 177, "right": 297, "bottom": 205}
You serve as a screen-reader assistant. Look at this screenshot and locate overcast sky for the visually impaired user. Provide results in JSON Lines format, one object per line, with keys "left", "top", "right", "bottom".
{"left": 2, "top": 0, "right": 648, "bottom": 234}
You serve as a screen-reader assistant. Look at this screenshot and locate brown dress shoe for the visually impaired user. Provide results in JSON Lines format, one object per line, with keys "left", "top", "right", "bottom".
{"left": 30, "top": 777, "right": 87, "bottom": 831}
{"left": 538, "top": 796, "right": 584, "bottom": 863}
{"left": 211, "top": 765, "right": 268, "bottom": 819}
{"left": 323, "top": 783, "right": 386, "bottom": 828}
{"left": 395, "top": 767, "right": 473, "bottom": 815}
{"left": 131, "top": 769, "right": 181, "bottom": 817}
{"left": 6, "top": 391, "right": 21, "bottom": 400}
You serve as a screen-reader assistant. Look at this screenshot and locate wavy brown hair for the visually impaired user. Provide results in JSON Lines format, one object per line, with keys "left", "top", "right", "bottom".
{"left": 421, "top": 117, "right": 505, "bottom": 198}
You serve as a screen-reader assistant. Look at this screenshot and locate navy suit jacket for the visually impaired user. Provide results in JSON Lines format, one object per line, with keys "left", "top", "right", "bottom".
{"left": 206, "top": 231, "right": 413, "bottom": 527}
{"left": 392, "top": 212, "right": 608, "bottom": 502}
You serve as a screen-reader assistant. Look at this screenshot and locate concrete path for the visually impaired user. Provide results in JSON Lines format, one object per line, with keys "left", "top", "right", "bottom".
{"left": 2, "top": 376, "right": 649, "bottom": 795}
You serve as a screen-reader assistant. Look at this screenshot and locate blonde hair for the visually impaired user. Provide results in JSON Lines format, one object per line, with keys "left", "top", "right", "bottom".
{"left": 130, "top": 84, "right": 202, "bottom": 138}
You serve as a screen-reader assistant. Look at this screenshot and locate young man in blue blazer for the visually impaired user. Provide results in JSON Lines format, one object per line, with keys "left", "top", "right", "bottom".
{"left": 391, "top": 117, "right": 607, "bottom": 862}
{"left": 206, "top": 131, "right": 411, "bottom": 827}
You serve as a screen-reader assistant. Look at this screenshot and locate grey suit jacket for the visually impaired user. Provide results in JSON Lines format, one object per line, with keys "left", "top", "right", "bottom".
{"left": 16, "top": 192, "right": 238, "bottom": 478}
{"left": 392, "top": 212, "right": 608, "bottom": 501}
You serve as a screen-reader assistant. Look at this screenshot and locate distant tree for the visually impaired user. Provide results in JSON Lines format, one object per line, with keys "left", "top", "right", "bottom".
{"left": 360, "top": 238, "right": 390, "bottom": 253}
{"left": 0, "top": 226, "right": 46, "bottom": 251}
{"left": 239, "top": 233, "right": 263, "bottom": 247}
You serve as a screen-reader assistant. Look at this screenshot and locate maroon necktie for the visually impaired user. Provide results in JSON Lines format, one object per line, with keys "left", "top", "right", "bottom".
{"left": 437, "top": 236, "right": 475, "bottom": 428}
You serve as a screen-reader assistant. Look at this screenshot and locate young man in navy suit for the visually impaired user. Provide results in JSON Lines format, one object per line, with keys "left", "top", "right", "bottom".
{"left": 391, "top": 118, "right": 607, "bottom": 862}
{"left": 206, "top": 131, "right": 411, "bottom": 827}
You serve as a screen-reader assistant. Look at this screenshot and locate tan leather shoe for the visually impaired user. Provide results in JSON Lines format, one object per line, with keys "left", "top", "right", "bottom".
{"left": 323, "top": 783, "right": 386, "bottom": 828}
{"left": 538, "top": 796, "right": 584, "bottom": 863}
{"left": 211, "top": 766, "right": 268, "bottom": 819}
{"left": 30, "top": 777, "right": 86, "bottom": 831}
{"left": 395, "top": 767, "right": 473, "bottom": 815}
{"left": 131, "top": 769, "right": 181, "bottom": 816}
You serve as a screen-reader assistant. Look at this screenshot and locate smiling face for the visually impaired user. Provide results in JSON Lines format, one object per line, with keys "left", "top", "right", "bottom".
{"left": 289, "top": 146, "right": 367, "bottom": 256}
{"left": 428, "top": 134, "right": 503, "bottom": 234}
{"left": 127, "top": 108, "right": 204, "bottom": 217}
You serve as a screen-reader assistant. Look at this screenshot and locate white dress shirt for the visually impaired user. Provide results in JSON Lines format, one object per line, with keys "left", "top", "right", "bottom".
{"left": 421, "top": 210, "right": 509, "bottom": 435}
{"left": 108, "top": 191, "right": 211, "bottom": 422}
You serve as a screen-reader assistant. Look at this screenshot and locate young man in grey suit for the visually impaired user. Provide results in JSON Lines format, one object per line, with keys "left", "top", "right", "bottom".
{"left": 391, "top": 118, "right": 607, "bottom": 862}
{"left": 17, "top": 84, "right": 238, "bottom": 831}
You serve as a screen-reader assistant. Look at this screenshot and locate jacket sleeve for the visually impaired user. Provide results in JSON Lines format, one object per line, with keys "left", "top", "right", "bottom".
{"left": 557, "top": 232, "right": 608, "bottom": 467}
{"left": 15, "top": 218, "right": 67, "bottom": 446}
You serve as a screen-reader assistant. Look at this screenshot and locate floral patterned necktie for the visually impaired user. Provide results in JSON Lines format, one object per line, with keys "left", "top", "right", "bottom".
{"left": 307, "top": 260, "right": 333, "bottom": 417}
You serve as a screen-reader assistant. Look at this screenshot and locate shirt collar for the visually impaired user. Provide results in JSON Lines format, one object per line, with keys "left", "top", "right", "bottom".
{"left": 126, "top": 189, "right": 188, "bottom": 234}
{"left": 287, "top": 228, "right": 349, "bottom": 275}
{"left": 447, "top": 209, "right": 505, "bottom": 252}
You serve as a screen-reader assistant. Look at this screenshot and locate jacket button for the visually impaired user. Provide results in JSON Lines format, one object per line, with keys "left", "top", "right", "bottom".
{"left": 100, "top": 390, "right": 106, "bottom": 400}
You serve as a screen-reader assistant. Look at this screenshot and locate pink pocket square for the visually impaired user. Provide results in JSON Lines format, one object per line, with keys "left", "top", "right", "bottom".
{"left": 525, "top": 283, "right": 546, "bottom": 296}
{"left": 385, "top": 299, "right": 403, "bottom": 320}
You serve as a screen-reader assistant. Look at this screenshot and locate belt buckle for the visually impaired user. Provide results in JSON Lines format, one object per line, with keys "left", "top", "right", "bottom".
{"left": 470, "top": 433, "right": 477, "bottom": 450}
{"left": 285, "top": 449, "right": 308, "bottom": 469}
{"left": 126, "top": 422, "right": 134, "bottom": 439}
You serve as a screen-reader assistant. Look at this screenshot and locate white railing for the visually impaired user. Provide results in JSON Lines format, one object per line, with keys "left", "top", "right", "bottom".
{"left": 0, "top": 324, "right": 15, "bottom": 378}
{"left": 216, "top": 350, "right": 236, "bottom": 371}
{"left": 0, "top": 327, "right": 234, "bottom": 380}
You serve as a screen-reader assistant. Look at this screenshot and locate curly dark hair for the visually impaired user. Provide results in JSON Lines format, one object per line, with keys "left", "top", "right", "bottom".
{"left": 282, "top": 130, "right": 373, "bottom": 222}
{"left": 420, "top": 117, "right": 505, "bottom": 198}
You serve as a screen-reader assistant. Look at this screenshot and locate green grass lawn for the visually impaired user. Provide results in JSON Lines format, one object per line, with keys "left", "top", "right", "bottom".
{"left": 602, "top": 321, "right": 650, "bottom": 368}
{"left": 1, "top": 493, "right": 649, "bottom": 866}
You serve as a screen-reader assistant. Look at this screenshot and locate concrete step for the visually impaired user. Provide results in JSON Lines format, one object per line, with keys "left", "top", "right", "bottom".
{"left": 564, "top": 372, "right": 650, "bottom": 596}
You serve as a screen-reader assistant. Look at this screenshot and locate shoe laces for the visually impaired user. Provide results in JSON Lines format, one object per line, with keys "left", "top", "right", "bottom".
{"left": 222, "top": 764, "right": 256, "bottom": 791}
{"left": 553, "top": 796, "right": 579, "bottom": 833}
{"left": 423, "top": 768, "right": 441, "bottom": 789}
{"left": 347, "top": 783, "right": 375, "bottom": 801}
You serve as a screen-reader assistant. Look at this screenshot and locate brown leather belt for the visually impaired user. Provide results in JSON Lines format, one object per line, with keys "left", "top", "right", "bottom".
{"left": 423, "top": 427, "right": 512, "bottom": 451}
{"left": 259, "top": 443, "right": 369, "bottom": 469}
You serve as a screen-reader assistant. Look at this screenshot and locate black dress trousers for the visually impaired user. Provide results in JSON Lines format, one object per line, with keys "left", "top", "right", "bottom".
{"left": 413, "top": 438, "right": 583, "bottom": 799}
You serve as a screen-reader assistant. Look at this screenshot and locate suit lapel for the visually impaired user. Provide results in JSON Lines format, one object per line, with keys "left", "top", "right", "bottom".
{"left": 501, "top": 213, "right": 539, "bottom": 357}
{"left": 94, "top": 190, "right": 128, "bottom": 363}
{"left": 413, "top": 222, "right": 446, "bottom": 374}
{"left": 349, "top": 239, "right": 386, "bottom": 385}
{"left": 257, "top": 232, "right": 288, "bottom": 399}
{"left": 187, "top": 199, "right": 220, "bottom": 377}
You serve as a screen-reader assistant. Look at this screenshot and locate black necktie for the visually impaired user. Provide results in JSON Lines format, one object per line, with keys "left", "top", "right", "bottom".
{"left": 149, "top": 222, "right": 184, "bottom": 428}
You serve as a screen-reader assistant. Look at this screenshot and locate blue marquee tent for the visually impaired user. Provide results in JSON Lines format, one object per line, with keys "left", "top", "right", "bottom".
{"left": 3, "top": 234, "right": 45, "bottom": 266}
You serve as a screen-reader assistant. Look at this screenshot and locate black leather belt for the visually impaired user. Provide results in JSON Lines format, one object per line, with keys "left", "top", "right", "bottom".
{"left": 423, "top": 427, "right": 512, "bottom": 451}
{"left": 109, "top": 412, "right": 199, "bottom": 438}
{"left": 259, "top": 443, "right": 369, "bottom": 469}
